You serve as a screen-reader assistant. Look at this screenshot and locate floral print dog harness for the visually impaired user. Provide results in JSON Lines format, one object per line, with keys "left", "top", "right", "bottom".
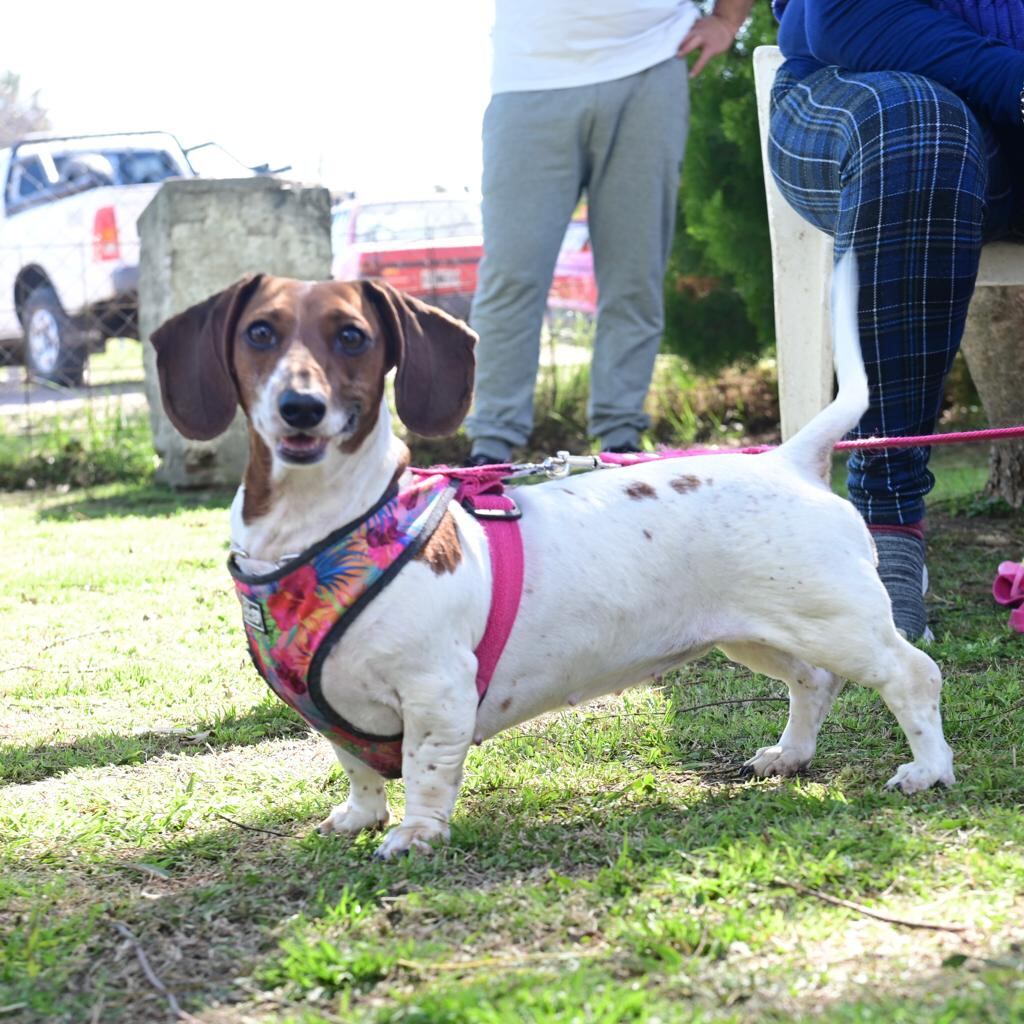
{"left": 229, "top": 474, "right": 456, "bottom": 778}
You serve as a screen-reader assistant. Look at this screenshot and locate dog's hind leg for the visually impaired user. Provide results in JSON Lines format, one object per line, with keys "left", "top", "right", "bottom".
{"left": 751, "top": 624, "right": 954, "bottom": 793}
{"left": 870, "top": 641, "right": 955, "bottom": 794}
{"left": 318, "top": 746, "right": 391, "bottom": 837}
{"left": 720, "top": 642, "right": 845, "bottom": 778}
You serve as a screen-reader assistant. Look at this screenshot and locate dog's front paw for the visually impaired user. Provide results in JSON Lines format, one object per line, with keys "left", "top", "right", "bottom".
{"left": 318, "top": 801, "right": 390, "bottom": 837}
{"left": 373, "top": 821, "right": 450, "bottom": 860}
{"left": 884, "top": 760, "right": 956, "bottom": 795}
{"left": 743, "top": 744, "right": 811, "bottom": 778}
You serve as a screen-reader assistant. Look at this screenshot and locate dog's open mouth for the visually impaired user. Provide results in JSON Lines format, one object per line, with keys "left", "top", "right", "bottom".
{"left": 278, "top": 434, "right": 329, "bottom": 464}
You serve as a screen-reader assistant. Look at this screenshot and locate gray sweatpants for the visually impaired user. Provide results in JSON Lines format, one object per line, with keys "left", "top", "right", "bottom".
{"left": 467, "top": 56, "right": 690, "bottom": 458}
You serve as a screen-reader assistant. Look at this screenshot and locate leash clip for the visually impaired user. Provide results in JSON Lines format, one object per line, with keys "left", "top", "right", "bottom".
{"left": 540, "top": 450, "right": 606, "bottom": 479}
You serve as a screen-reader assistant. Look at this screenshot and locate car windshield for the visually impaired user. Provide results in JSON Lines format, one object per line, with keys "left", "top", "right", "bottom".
{"left": 5, "top": 143, "right": 188, "bottom": 214}
{"left": 52, "top": 148, "right": 184, "bottom": 186}
{"left": 353, "top": 200, "right": 481, "bottom": 244}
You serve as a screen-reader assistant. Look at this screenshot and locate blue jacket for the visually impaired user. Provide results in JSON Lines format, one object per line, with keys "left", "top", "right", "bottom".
{"left": 775, "top": 0, "right": 1024, "bottom": 125}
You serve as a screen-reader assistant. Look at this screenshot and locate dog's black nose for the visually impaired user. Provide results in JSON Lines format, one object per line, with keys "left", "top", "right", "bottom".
{"left": 279, "top": 390, "right": 327, "bottom": 430}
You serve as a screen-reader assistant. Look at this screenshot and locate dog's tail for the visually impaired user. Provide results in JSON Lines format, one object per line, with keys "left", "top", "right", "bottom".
{"left": 777, "top": 248, "right": 869, "bottom": 480}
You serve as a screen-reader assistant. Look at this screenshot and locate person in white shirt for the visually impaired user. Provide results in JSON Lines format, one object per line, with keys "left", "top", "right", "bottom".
{"left": 466, "top": 0, "right": 753, "bottom": 464}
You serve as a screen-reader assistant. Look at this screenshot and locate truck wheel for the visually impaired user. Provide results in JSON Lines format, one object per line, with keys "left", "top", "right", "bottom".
{"left": 23, "top": 286, "right": 85, "bottom": 387}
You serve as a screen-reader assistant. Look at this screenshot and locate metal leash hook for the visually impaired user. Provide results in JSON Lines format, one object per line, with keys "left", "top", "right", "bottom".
{"left": 540, "top": 450, "right": 608, "bottom": 478}
{"left": 505, "top": 450, "right": 610, "bottom": 480}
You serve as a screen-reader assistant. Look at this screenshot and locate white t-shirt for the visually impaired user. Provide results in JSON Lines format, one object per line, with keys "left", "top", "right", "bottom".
{"left": 490, "top": 0, "right": 700, "bottom": 94}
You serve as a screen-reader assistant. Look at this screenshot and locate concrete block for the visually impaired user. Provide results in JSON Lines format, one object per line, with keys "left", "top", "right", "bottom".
{"left": 139, "top": 177, "right": 332, "bottom": 488}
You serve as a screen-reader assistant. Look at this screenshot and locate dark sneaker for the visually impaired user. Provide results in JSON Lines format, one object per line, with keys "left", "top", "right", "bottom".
{"left": 463, "top": 452, "right": 507, "bottom": 468}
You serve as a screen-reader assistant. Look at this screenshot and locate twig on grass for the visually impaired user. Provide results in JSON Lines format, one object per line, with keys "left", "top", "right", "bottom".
{"left": 111, "top": 921, "right": 202, "bottom": 1023}
{"left": 37, "top": 626, "right": 119, "bottom": 652}
{"left": 573, "top": 711, "right": 672, "bottom": 721}
{"left": 214, "top": 811, "right": 292, "bottom": 838}
{"left": 772, "top": 878, "right": 969, "bottom": 934}
{"left": 674, "top": 696, "right": 789, "bottom": 715}
{"left": 396, "top": 947, "right": 606, "bottom": 974}
{"left": 553, "top": 696, "right": 790, "bottom": 724}
{"left": 87, "top": 993, "right": 105, "bottom": 1024}
{"left": 970, "top": 696, "right": 1024, "bottom": 725}
{"left": 0, "top": 627, "right": 120, "bottom": 674}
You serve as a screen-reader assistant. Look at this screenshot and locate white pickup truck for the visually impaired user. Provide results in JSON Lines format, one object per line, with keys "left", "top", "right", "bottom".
{"left": 0, "top": 131, "right": 273, "bottom": 385}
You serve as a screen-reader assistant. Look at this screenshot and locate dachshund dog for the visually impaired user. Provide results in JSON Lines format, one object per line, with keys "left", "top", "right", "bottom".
{"left": 150, "top": 255, "right": 954, "bottom": 859}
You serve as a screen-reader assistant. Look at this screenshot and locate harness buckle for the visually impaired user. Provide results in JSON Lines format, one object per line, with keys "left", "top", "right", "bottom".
{"left": 463, "top": 497, "right": 522, "bottom": 521}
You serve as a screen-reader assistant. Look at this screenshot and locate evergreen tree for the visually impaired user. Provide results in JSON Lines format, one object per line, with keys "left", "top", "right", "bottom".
{"left": 663, "top": 3, "right": 778, "bottom": 371}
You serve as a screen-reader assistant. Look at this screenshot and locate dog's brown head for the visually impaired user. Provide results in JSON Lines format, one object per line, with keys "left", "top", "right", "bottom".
{"left": 149, "top": 276, "right": 477, "bottom": 465}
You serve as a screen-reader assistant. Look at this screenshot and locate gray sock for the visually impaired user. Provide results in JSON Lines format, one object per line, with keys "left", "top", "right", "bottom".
{"left": 871, "top": 531, "right": 928, "bottom": 641}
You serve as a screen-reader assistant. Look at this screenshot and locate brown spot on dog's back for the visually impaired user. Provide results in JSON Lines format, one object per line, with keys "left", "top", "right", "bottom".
{"left": 625, "top": 482, "right": 657, "bottom": 500}
{"left": 414, "top": 510, "right": 462, "bottom": 575}
{"left": 670, "top": 475, "right": 701, "bottom": 494}
{"left": 500, "top": 698, "right": 512, "bottom": 711}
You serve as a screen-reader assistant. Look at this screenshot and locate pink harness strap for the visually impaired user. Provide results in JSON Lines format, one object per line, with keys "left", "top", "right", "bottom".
{"left": 469, "top": 494, "right": 524, "bottom": 697}
{"left": 410, "top": 464, "right": 525, "bottom": 699}
{"left": 446, "top": 466, "right": 524, "bottom": 697}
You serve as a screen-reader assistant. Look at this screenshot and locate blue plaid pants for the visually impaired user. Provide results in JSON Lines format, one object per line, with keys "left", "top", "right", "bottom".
{"left": 769, "top": 66, "right": 1023, "bottom": 525}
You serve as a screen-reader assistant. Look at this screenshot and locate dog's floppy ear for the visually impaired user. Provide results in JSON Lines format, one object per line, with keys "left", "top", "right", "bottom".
{"left": 150, "top": 275, "right": 263, "bottom": 440}
{"left": 360, "top": 279, "right": 477, "bottom": 437}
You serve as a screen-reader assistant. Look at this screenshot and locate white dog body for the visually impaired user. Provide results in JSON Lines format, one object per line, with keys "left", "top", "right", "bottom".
{"left": 153, "top": 257, "right": 955, "bottom": 859}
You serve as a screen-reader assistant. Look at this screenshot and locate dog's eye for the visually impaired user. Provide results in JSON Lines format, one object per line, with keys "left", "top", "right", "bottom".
{"left": 245, "top": 321, "right": 278, "bottom": 350}
{"left": 335, "top": 325, "right": 371, "bottom": 356}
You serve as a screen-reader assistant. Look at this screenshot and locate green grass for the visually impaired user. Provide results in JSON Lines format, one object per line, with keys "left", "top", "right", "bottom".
{"left": 85, "top": 337, "right": 145, "bottom": 388}
{"left": 1, "top": 463, "right": 1023, "bottom": 1021}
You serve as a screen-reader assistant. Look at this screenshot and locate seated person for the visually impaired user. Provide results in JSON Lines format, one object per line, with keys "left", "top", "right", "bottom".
{"left": 769, "top": 0, "right": 1024, "bottom": 638}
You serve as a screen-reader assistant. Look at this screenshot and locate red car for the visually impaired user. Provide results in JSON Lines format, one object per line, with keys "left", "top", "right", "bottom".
{"left": 548, "top": 217, "right": 598, "bottom": 318}
{"left": 331, "top": 196, "right": 598, "bottom": 321}
{"left": 331, "top": 196, "right": 483, "bottom": 320}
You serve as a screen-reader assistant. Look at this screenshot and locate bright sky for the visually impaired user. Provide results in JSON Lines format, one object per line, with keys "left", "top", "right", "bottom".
{"left": 1, "top": 0, "right": 494, "bottom": 196}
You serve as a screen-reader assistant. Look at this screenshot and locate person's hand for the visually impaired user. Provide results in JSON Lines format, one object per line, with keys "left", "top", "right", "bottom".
{"left": 677, "top": 14, "right": 741, "bottom": 78}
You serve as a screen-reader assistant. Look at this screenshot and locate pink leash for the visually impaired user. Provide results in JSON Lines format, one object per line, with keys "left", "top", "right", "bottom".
{"left": 838, "top": 424, "right": 1024, "bottom": 450}
{"left": 597, "top": 423, "right": 1024, "bottom": 466}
